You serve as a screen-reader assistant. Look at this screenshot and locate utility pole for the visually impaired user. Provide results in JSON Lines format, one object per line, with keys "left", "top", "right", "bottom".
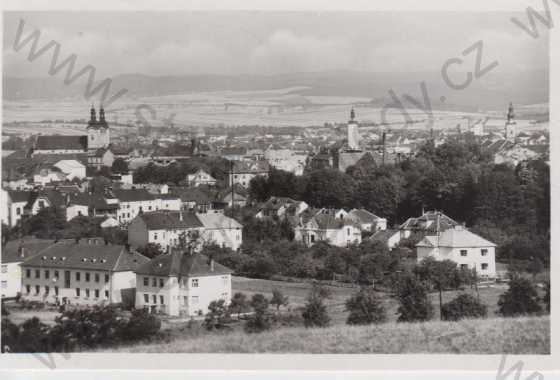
{"left": 382, "top": 130, "right": 386, "bottom": 166}
{"left": 230, "top": 160, "right": 235, "bottom": 211}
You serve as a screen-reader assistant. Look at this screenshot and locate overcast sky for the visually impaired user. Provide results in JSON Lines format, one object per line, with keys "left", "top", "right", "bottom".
{"left": 3, "top": 11, "right": 548, "bottom": 78}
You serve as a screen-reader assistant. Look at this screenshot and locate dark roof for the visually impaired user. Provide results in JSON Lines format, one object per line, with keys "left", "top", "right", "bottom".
{"left": 31, "top": 153, "right": 88, "bottom": 166}
{"left": 68, "top": 193, "right": 118, "bottom": 210}
{"left": 349, "top": 209, "right": 383, "bottom": 224}
{"left": 113, "top": 188, "right": 155, "bottom": 202}
{"left": 221, "top": 147, "right": 247, "bottom": 156}
{"left": 21, "top": 239, "right": 149, "bottom": 272}
{"left": 232, "top": 160, "right": 269, "bottom": 173}
{"left": 135, "top": 251, "right": 232, "bottom": 277}
{"left": 137, "top": 211, "right": 203, "bottom": 230}
{"left": 1, "top": 237, "right": 58, "bottom": 264}
{"left": 369, "top": 229, "right": 399, "bottom": 243}
{"left": 400, "top": 211, "right": 459, "bottom": 232}
{"left": 33, "top": 190, "right": 67, "bottom": 208}
{"left": 8, "top": 190, "right": 32, "bottom": 203}
{"left": 171, "top": 187, "right": 211, "bottom": 204}
{"left": 35, "top": 135, "right": 88, "bottom": 151}
{"left": 312, "top": 214, "right": 358, "bottom": 230}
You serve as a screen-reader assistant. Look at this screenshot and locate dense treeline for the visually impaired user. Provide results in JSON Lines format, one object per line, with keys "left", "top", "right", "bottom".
{"left": 249, "top": 137, "right": 550, "bottom": 266}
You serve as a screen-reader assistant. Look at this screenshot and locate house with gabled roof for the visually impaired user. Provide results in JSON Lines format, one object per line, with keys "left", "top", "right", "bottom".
{"left": 186, "top": 168, "right": 217, "bottom": 187}
{"left": 113, "top": 188, "right": 159, "bottom": 224}
{"left": 416, "top": 225, "right": 497, "bottom": 278}
{"left": 20, "top": 238, "right": 149, "bottom": 306}
{"left": 255, "top": 196, "right": 308, "bottom": 220}
{"left": 347, "top": 208, "right": 387, "bottom": 232}
{"left": 197, "top": 213, "right": 243, "bottom": 251}
{"left": 229, "top": 160, "right": 269, "bottom": 188}
{"left": 134, "top": 251, "right": 232, "bottom": 316}
{"left": 3, "top": 190, "right": 32, "bottom": 227}
{"left": 295, "top": 213, "right": 361, "bottom": 247}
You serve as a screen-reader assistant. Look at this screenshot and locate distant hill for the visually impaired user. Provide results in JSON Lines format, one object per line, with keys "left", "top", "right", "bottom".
{"left": 3, "top": 69, "right": 548, "bottom": 112}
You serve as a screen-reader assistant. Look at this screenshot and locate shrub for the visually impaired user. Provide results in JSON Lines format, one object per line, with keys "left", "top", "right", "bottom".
{"left": 245, "top": 294, "right": 271, "bottom": 333}
{"left": 396, "top": 276, "right": 434, "bottom": 322}
{"left": 345, "top": 287, "right": 387, "bottom": 325}
{"left": 124, "top": 308, "right": 162, "bottom": 339}
{"left": 203, "top": 300, "right": 231, "bottom": 330}
{"left": 441, "top": 294, "right": 487, "bottom": 321}
{"left": 302, "top": 284, "right": 330, "bottom": 328}
{"left": 228, "top": 292, "right": 250, "bottom": 319}
{"left": 498, "top": 277, "right": 542, "bottom": 316}
{"left": 270, "top": 289, "right": 289, "bottom": 312}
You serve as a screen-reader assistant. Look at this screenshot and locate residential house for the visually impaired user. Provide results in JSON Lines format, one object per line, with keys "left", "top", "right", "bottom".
{"left": 1, "top": 238, "right": 57, "bottom": 298}
{"left": 255, "top": 196, "right": 308, "bottom": 220}
{"left": 3, "top": 190, "right": 32, "bottom": 227}
{"left": 229, "top": 160, "right": 269, "bottom": 188}
{"left": 197, "top": 213, "right": 243, "bottom": 251}
{"left": 135, "top": 251, "right": 232, "bottom": 316}
{"left": 369, "top": 229, "right": 402, "bottom": 250}
{"left": 172, "top": 187, "right": 212, "bottom": 213}
{"left": 347, "top": 208, "right": 387, "bottom": 232}
{"left": 53, "top": 160, "right": 86, "bottom": 180}
{"left": 416, "top": 225, "right": 497, "bottom": 278}
{"left": 128, "top": 211, "right": 205, "bottom": 251}
{"left": 27, "top": 190, "right": 67, "bottom": 216}
{"left": 295, "top": 213, "right": 361, "bottom": 247}
{"left": 114, "top": 189, "right": 159, "bottom": 224}
{"left": 187, "top": 169, "right": 217, "bottom": 187}
{"left": 66, "top": 193, "right": 119, "bottom": 221}
{"left": 88, "top": 148, "right": 115, "bottom": 170}
{"left": 21, "top": 238, "right": 149, "bottom": 306}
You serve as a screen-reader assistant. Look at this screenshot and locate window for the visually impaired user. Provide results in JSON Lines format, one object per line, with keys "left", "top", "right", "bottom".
{"left": 144, "top": 294, "right": 149, "bottom": 303}
{"left": 460, "top": 264, "right": 468, "bottom": 270}
{"left": 152, "top": 295, "right": 157, "bottom": 304}
{"left": 154, "top": 233, "right": 158, "bottom": 240}
{"left": 159, "top": 278, "right": 164, "bottom": 288}
{"left": 38, "top": 200, "right": 45, "bottom": 209}
{"left": 85, "top": 289, "right": 90, "bottom": 298}
{"left": 26, "top": 269, "right": 31, "bottom": 278}
{"left": 35, "top": 285, "right": 40, "bottom": 295}
{"left": 45, "top": 286, "right": 50, "bottom": 295}
{"left": 460, "top": 250, "right": 468, "bottom": 257}
{"left": 95, "top": 273, "right": 100, "bottom": 283}
{"left": 310, "top": 235, "right": 315, "bottom": 243}
{"left": 160, "top": 295, "right": 164, "bottom": 305}
{"left": 85, "top": 272, "right": 90, "bottom": 282}
{"left": 152, "top": 278, "right": 157, "bottom": 287}
{"left": 191, "top": 279, "right": 199, "bottom": 288}
{"left": 76, "top": 288, "right": 81, "bottom": 297}
{"left": 35, "top": 269, "right": 40, "bottom": 279}
{"left": 54, "top": 270, "right": 59, "bottom": 280}
{"left": 104, "top": 290, "right": 109, "bottom": 299}
{"left": 45, "top": 270, "right": 50, "bottom": 279}
{"left": 481, "top": 263, "right": 489, "bottom": 270}
{"left": 16, "top": 207, "right": 21, "bottom": 215}
{"left": 104, "top": 274, "right": 109, "bottom": 283}
{"left": 222, "top": 276, "right": 229, "bottom": 286}
{"left": 76, "top": 272, "right": 81, "bottom": 281}
{"left": 26, "top": 285, "right": 31, "bottom": 294}
{"left": 143, "top": 277, "right": 149, "bottom": 286}
{"left": 1, "top": 265, "right": 7, "bottom": 274}
{"left": 95, "top": 289, "right": 100, "bottom": 298}
{"left": 347, "top": 228, "right": 351, "bottom": 236}
{"left": 54, "top": 287, "right": 59, "bottom": 296}
{"left": 481, "top": 249, "right": 488, "bottom": 256}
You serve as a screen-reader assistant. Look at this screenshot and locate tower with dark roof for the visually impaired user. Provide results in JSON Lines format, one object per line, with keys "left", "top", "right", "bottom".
{"left": 505, "top": 102, "right": 517, "bottom": 142}
{"left": 87, "top": 105, "right": 110, "bottom": 150}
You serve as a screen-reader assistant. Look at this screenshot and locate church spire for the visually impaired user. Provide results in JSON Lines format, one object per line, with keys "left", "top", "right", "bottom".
{"left": 90, "top": 104, "right": 97, "bottom": 122}
{"left": 507, "top": 102, "right": 514, "bottom": 123}
{"left": 350, "top": 108, "right": 355, "bottom": 122}
{"left": 99, "top": 104, "right": 106, "bottom": 123}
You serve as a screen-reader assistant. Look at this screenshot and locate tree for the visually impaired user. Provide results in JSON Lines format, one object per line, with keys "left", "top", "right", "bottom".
{"left": 441, "top": 293, "right": 487, "bottom": 321}
{"left": 111, "top": 158, "right": 129, "bottom": 174}
{"left": 414, "top": 257, "right": 463, "bottom": 320}
{"left": 302, "top": 284, "right": 330, "bottom": 328}
{"left": 203, "top": 299, "right": 230, "bottom": 330}
{"left": 245, "top": 293, "right": 271, "bottom": 333}
{"left": 345, "top": 287, "right": 387, "bottom": 325}
{"left": 270, "top": 289, "right": 289, "bottom": 312}
{"left": 396, "top": 275, "right": 434, "bottom": 322}
{"left": 136, "top": 243, "right": 165, "bottom": 259}
{"left": 498, "top": 277, "right": 542, "bottom": 316}
{"left": 228, "top": 292, "right": 250, "bottom": 319}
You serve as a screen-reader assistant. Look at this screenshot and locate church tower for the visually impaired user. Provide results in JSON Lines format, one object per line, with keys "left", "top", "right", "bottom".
{"left": 347, "top": 108, "right": 360, "bottom": 150}
{"left": 504, "top": 102, "right": 517, "bottom": 142}
{"left": 87, "top": 105, "right": 110, "bottom": 150}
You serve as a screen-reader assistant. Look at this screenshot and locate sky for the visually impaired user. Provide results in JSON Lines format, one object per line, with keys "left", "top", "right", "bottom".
{"left": 2, "top": 11, "right": 549, "bottom": 78}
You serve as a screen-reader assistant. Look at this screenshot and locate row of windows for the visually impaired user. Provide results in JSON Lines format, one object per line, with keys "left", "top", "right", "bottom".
{"left": 143, "top": 294, "right": 165, "bottom": 305}
{"left": 143, "top": 277, "right": 166, "bottom": 288}
{"left": 75, "top": 288, "right": 109, "bottom": 299}
{"left": 460, "top": 249, "right": 489, "bottom": 257}
{"left": 25, "top": 269, "right": 109, "bottom": 283}
{"left": 26, "top": 285, "right": 59, "bottom": 296}
{"left": 460, "top": 263, "right": 489, "bottom": 270}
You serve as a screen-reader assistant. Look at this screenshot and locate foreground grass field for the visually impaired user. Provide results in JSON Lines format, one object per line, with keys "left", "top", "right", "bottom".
{"left": 106, "top": 315, "right": 549, "bottom": 354}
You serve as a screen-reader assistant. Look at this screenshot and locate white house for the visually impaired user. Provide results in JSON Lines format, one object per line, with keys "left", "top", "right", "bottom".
{"left": 229, "top": 160, "right": 269, "bottom": 188}
{"left": 1, "top": 238, "right": 57, "bottom": 298}
{"left": 2, "top": 190, "right": 32, "bottom": 227}
{"left": 135, "top": 251, "right": 232, "bottom": 316}
{"left": 197, "top": 213, "right": 243, "bottom": 251}
{"left": 187, "top": 169, "right": 217, "bottom": 187}
{"left": 416, "top": 225, "right": 497, "bottom": 278}
{"left": 114, "top": 189, "right": 160, "bottom": 224}
{"left": 20, "top": 238, "right": 149, "bottom": 306}
{"left": 53, "top": 160, "right": 87, "bottom": 181}
{"left": 255, "top": 196, "right": 308, "bottom": 220}
{"left": 128, "top": 211, "right": 205, "bottom": 251}
{"left": 347, "top": 208, "right": 387, "bottom": 232}
{"left": 295, "top": 213, "right": 362, "bottom": 247}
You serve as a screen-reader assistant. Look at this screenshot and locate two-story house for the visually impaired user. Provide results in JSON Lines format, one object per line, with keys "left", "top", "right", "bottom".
{"left": 114, "top": 189, "right": 160, "bottom": 224}
{"left": 134, "top": 251, "right": 232, "bottom": 316}
{"left": 186, "top": 168, "right": 217, "bottom": 187}
{"left": 295, "top": 213, "right": 362, "bottom": 247}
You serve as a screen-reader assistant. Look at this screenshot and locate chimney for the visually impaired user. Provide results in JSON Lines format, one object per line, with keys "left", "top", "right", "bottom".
{"left": 18, "top": 245, "right": 25, "bottom": 258}
{"left": 179, "top": 211, "right": 183, "bottom": 222}
{"left": 210, "top": 259, "right": 215, "bottom": 272}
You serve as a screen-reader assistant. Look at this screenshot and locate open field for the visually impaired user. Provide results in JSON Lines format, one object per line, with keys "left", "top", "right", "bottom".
{"left": 232, "top": 276, "right": 510, "bottom": 325}
{"left": 104, "top": 315, "right": 550, "bottom": 354}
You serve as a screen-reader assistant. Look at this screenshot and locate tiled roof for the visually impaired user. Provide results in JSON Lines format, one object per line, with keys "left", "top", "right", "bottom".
{"left": 348, "top": 208, "right": 383, "bottom": 224}
{"left": 35, "top": 135, "right": 88, "bottom": 151}
{"left": 135, "top": 251, "right": 232, "bottom": 277}
{"left": 1, "top": 237, "right": 58, "bottom": 264}
{"left": 21, "top": 239, "right": 149, "bottom": 272}
{"left": 137, "top": 211, "right": 203, "bottom": 230}
{"left": 416, "top": 226, "right": 496, "bottom": 248}
{"left": 197, "top": 213, "right": 242, "bottom": 229}
{"left": 114, "top": 189, "right": 155, "bottom": 202}
{"left": 369, "top": 229, "right": 399, "bottom": 243}
{"left": 8, "top": 190, "right": 32, "bottom": 203}
{"left": 171, "top": 188, "right": 211, "bottom": 204}
{"left": 68, "top": 193, "right": 118, "bottom": 210}
{"left": 311, "top": 214, "right": 358, "bottom": 230}
{"left": 400, "top": 211, "right": 459, "bottom": 232}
